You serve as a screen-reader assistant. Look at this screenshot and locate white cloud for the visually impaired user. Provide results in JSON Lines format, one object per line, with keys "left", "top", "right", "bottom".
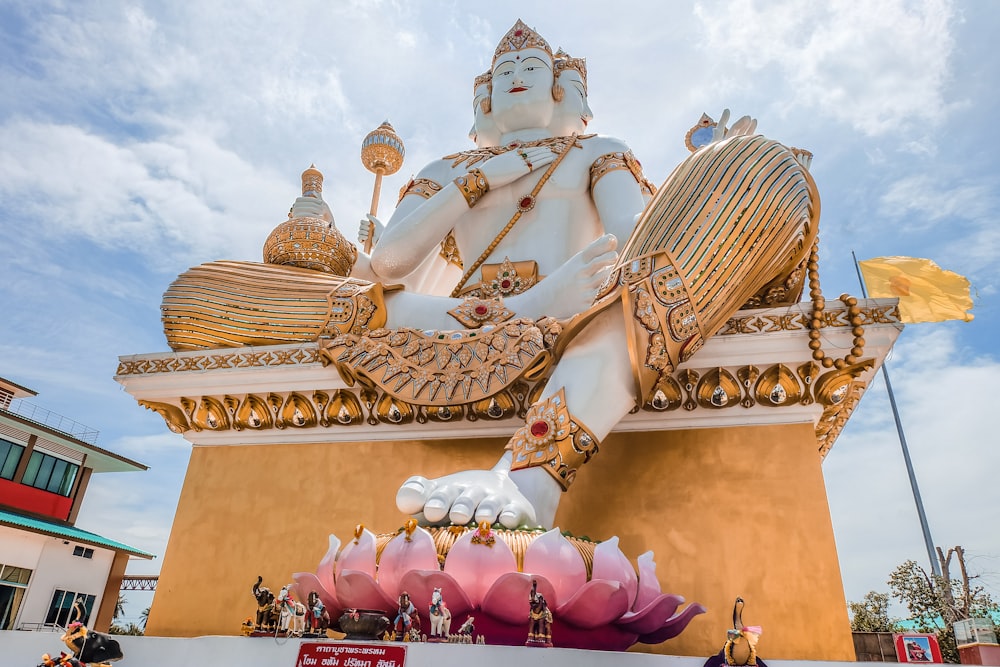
{"left": 825, "top": 327, "right": 1000, "bottom": 603}
{"left": 693, "top": 0, "right": 959, "bottom": 137}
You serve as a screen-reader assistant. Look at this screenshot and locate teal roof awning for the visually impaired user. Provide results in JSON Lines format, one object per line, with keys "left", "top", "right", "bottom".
{"left": 0, "top": 508, "right": 155, "bottom": 559}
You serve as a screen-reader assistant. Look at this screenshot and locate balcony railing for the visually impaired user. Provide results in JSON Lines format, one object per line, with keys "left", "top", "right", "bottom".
{"left": 2, "top": 399, "right": 99, "bottom": 444}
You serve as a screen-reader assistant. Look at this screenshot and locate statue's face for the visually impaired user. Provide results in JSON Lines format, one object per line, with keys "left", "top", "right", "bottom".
{"left": 490, "top": 47, "right": 555, "bottom": 133}
{"left": 550, "top": 69, "right": 592, "bottom": 136}
{"left": 470, "top": 82, "right": 501, "bottom": 147}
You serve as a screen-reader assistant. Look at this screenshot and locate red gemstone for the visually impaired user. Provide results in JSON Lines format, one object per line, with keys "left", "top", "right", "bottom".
{"left": 500, "top": 279, "right": 512, "bottom": 289}
{"left": 520, "top": 196, "right": 533, "bottom": 209}
{"left": 529, "top": 420, "right": 549, "bottom": 437}
{"left": 514, "top": 29, "right": 523, "bottom": 36}
{"left": 474, "top": 305, "right": 489, "bottom": 316}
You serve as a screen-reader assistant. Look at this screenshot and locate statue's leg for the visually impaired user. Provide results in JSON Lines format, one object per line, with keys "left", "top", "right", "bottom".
{"left": 397, "top": 306, "right": 635, "bottom": 528}
{"left": 397, "top": 136, "right": 820, "bottom": 529}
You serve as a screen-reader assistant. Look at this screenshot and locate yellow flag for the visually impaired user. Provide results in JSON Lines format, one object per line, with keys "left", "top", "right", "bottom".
{"left": 858, "top": 256, "right": 974, "bottom": 323}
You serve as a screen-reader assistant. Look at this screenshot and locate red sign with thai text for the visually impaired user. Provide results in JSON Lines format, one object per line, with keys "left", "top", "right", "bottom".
{"left": 295, "top": 642, "right": 406, "bottom": 667}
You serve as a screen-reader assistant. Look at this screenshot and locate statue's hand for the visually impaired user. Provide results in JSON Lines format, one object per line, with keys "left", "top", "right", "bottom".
{"left": 507, "top": 234, "right": 618, "bottom": 320}
{"left": 358, "top": 214, "right": 384, "bottom": 246}
{"left": 476, "top": 146, "right": 556, "bottom": 190}
{"left": 290, "top": 196, "right": 334, "bottom": 223}
{"left": 711, "top": 109, "right": 757, "bottom": 143}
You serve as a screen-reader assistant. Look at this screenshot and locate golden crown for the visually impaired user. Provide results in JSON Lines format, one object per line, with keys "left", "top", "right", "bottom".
{"left": 493, "top": 19, "right": 552, "bottom": 65}
{"left": 473, "top": 70, "right": 492, "bottom": 90}
{"left": 554, "top": 49, "right": 588, "bottom": 93}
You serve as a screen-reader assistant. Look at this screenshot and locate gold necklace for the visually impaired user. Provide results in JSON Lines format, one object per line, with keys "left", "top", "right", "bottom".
{"left": 450, "top": 134, "right": 582, "bottom": 297}
{"left": 444, "top": 134, "right": 594, "bottom": 169}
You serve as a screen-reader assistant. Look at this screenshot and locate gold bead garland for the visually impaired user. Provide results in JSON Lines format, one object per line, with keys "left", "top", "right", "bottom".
{"left": 807, "top": 240, "right": 866, "bottom": 369}
{"left": 450, "top": 134, "right": 580, "bottom": 297}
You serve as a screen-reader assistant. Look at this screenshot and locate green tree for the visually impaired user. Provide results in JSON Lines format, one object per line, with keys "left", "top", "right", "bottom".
{"left": 108, "top": 621, "right": 144, "bottom": 636}
{"left": 888, "top": 546, "right": 1000, "bottom": 663}
{"left": 139, "top": 606, "right": 150, "bottom": 630}
{"left": 113, "top": 594, "right": 126, "bottom": 622}
{"left": 849, "top": 591, "right": 901, "bottom": 632}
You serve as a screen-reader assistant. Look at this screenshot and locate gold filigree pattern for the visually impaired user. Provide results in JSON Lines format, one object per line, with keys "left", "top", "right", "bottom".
{"left": 493, "top": 19, "right": 552, "bottom": 64}
{"left": 508, "top": 388, "right": 599, "bottom": 491}
{"left": 447, "top": 296, "right": 515, "bottom": 328}
{"left": 321, "top": 318, "right": 559, "bottom": 406}
{"left": 442, "top": 134, "right": 593, "bottom": 169}
{"left": 589, "top": 150, "right": 656, "bottom": 196}
{"left": 440, "top": 232, "right": 463, "bottom": 269}
{"left": 116, "top": 347, "right": 320, "bottom": 376}
{"left": 397, "top": 177, "right": 443, "bottom": 205}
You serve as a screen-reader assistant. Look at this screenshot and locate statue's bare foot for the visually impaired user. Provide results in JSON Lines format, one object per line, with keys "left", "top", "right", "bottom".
{"left": 396, "top": 454, "right": 560, "bottom": 529}
{"left": 508, "top": 234, "right": 618, "bottom": 320}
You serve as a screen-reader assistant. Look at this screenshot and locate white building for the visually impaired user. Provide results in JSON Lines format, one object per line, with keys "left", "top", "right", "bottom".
{"left": 0, "top": 376, "right": 152, "bottom": 632}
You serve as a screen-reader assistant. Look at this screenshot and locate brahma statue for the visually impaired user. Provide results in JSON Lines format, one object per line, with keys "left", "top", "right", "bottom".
{"left": 162, "top": 19, "right": 817, "bottom": 532}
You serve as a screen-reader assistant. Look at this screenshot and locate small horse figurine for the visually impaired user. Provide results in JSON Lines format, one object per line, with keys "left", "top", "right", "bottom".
{"left": 276, "top": 585, "right": 306, "bottom": 636}
{"left": 428, "top": 587, "right": 452, "bottom": 640}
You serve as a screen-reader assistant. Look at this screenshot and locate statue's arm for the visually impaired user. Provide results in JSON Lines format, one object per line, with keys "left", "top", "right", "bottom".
{"left": 373, "top": 148, "right": 555, "bottom": 281}
{"left": 589, "top": 138, "right": 648, "bottom": 246}
{"left": 372, "top": 161, "right": 470, "bottom": 280}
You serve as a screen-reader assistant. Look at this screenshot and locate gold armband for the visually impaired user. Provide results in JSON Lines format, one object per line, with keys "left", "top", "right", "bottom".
{"left": 454, "top": 168, "right": 489, "bottom": 207}
{"left": 397, "top": 177, "right": 443, "bottom": 205}
{"left": 508, "top": 388, "right": 599, "bottom": 491}
{"left": 590, "top": 150, "right": 656, "bottom": 196}
{"left": 447, "top": 296, "right": 515, "bottom": 328}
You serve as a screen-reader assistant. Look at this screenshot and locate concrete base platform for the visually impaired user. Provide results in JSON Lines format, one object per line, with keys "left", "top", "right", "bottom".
{"left": 4, "top": 631, "right": 874, "bottom": 667}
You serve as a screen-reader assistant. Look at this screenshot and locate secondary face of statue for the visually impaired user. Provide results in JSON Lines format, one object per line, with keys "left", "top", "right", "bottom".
{"left": 490, "top": 47, "right": 555, "bottom": 133}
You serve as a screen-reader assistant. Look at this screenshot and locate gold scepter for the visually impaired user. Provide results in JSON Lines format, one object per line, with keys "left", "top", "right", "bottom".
{"left": 360, "top": 121, "right": 405, "bottom": 254}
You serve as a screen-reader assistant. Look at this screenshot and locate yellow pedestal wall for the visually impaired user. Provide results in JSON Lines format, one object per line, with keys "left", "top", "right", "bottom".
{"left": 146, "top": 422, "right": 854, "bottom": 661}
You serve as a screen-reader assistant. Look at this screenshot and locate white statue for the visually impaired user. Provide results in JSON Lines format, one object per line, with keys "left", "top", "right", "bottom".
{"left": 163, "top": 20, "right": 817, "bottom": 533}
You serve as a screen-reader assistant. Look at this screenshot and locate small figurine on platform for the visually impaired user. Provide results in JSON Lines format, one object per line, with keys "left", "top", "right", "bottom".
{"left": 457, "top": 615, "right": 475, "bottom": 637}
{"left": 252, "top": 575, "right": 278, "bottom": 632}
{"left": 703, "top": 597, "right": 766, "bottom": 667}
{"left": 428, "top": 587, "right": 452, "bottom": 641}
{"left": 392, "top": 591, "right": 420, "bottom": 641}
{"left": 58, "top": 622, "right": 123, "bottom": 665}
{"left": 240, "top": 617, "right": 255, "bottom": 636}
{"left": 307, "top": 590, "right": 330, "bottom": 636}
{"left": 526, "top": 580, "right": 553, "bottom": 648}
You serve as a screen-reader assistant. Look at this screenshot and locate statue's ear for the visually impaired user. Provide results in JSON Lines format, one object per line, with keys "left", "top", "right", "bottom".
{"left": 551, "top": 83, "right": 565, "bottom": 102}
{"left": 480, "top": 97, "right": 491, "bottom": 115}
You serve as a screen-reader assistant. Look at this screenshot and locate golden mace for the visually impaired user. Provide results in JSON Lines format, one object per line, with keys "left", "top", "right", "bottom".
{"left": 360, "top": 121, "right": 405, "bottom": 254}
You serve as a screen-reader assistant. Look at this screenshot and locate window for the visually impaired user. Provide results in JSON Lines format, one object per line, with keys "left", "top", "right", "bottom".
{"left": 0, "top": 564, "right": 32, "bottom": 631}
{"left": 0, "top": 439, "right": 24, "bottom": 480}
{"left": 45, "top": 590, "right": 95, "bottom": 627}
{"left": 71, "top": 546, "right": 94, "bottom": 559}
{"left": 21, "top": 451, "right": 79, "bottom": 496}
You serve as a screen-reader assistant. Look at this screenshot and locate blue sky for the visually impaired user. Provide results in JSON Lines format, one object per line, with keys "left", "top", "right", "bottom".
{"left": 1, "top": 1, "right": 998, "bottom": 626}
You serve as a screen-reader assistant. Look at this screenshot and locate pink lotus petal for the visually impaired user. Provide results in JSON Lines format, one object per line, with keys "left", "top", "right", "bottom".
{"left": 480, "top": 572, "right": 557, "bottom": 624}
{"left": 377, "top": 527, "right": 439, "bottom": 599}
{"left": 521, "top": 528, "right": 587, "bottom": 607}
{"left": 397, "top": 570, "right": 474, "bottom": 618}
{"left": 316, "top": 534, "right": 341, "bottom": 594}
{"left": 292, "top": 571, "right": 342, "bottom": 618}
{"left": 443, "top": 529, "right": 517, "bottom": 607}
{"left": 335, "top": 570, "right": 396, "bottom": 613}
{"left": 554, "top": 578, "right": 629, "bottom": 629}
{"left": 592, "top": 536, "right": 638, "bottom": 609}
{"left": 616, "top": 593, "right": 684, "bottom": 635}
{"left": 336, "top": 527, "right": 376, "bottom": 580}
{"left": 636, "top": 602, "right": 708, "bottom": 644}
{"left": 634, "top": 551, "right": 663, "bottom": 611}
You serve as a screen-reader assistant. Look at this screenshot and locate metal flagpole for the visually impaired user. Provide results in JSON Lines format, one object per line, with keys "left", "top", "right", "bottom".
{"left": 852, "top": 250, "right": 941, "bottom": 576}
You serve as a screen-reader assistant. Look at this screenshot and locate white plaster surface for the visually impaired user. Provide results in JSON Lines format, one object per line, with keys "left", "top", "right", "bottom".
{"left": 0, "top": 526, "right": 113, "bottom": 630}
{"left": 0, "top": 632, "right": 876, "bottom": 667}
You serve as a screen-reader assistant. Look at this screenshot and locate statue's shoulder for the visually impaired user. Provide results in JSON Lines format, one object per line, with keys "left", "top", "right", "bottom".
{"left": 578, "top": 133, "right": 635, "bottom": 157}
